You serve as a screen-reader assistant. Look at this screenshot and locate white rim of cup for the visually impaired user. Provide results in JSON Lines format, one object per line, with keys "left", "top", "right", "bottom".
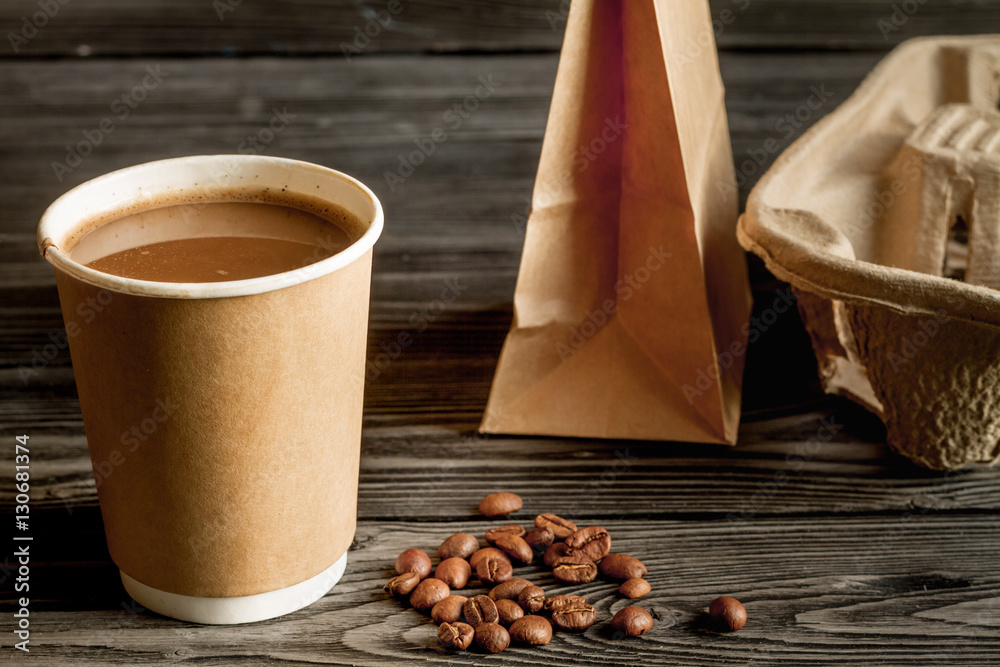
{"left": 37, "top": 155, "right": 384, "bottom": 299}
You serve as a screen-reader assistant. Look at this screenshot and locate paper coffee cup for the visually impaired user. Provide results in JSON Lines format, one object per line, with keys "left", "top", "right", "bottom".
{"left": 37, "top": 155, "right": 383, "bottom": 624}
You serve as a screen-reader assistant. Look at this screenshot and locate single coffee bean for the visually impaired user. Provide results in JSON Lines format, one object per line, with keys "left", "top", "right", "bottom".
{"left": 438, "top": 621, "right": 475, "bottom": 650}
{"left": 550, "top": 600, "right": 597, "bottom": 631}
{"left": 469, "top": 547, "right": 509, "bottom": 571}
{"left": 435, "top": 557, "right": 472, "bottom": 589}
{"left": 476, "top": 554, "right": 513, "bottom": 584}
{"left": 438, "top": 532, "right": 480, "bottom": 560}
{"left": 544, "top": 594, "right": 587, "bottom": 613}
{"left": 463, "top": 594, "right": 499, "bottom": 627}
{"left": 431, "top": 595, "right": 469, "bottom": 624}
{"left": 410, "top": 578, "right": 450, "bottom": 613}
{"left": 394, "top": 548, "right": 432, "bottom": 579}
{"left": 552, "top": 554, "right": 598, "bottom": 583}
{"left": 709, "top": 596, "right": 747, "bottom": 632}
{"left": 495, "top": 599, "right": 524, "bottom": 627}
{"left": 523, "top": 527, "right": 554, "bottom": 551}
{"left": 598, "top": 553, "right": 648, "bottom": 580}
{"left": 484, "top": 524, "right": 525, "bottom": 546}
{"left": 494, "top": 533, "right": 533, "bottom": 564}
{"left": 543, "top": 541, "right": 570, "bottom": 567}
{"left": 535, "top": 513, "right": 577, "bottom": 539}
{"left": 383, "top": 571, "right": 420, "bottom": 598}
{"left": 518, "top": 585, "right": 546, "bottom": 614}
{"left": 488, "top": 578, "right": 532, "bottom": 601}
{"left": 509, "top": 615, "right": 553, "bottom": 645}
{"left": 619, "top": 578, "right": 651, "bottom": 599}
{"left": 611, "top": 606, "right": 653, "bottom": 637}
{"left": 474, "top": 622, "right": 510, "bottom": 654}
{"left": 479, "top": 492, "right": 522, "bottom": 517}
{"left": 565, "top": 526, "right": 611, "bottom": 562}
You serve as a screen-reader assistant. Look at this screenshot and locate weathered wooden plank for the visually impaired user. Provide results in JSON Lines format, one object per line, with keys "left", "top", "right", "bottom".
{"left": 0, "top": 52, "right": 879, "bottom": 237}
{"left": 0, "top": 0, "right": 996, "bottom": 57}
{"left": 4, "top": 517, "right": 999, "bottom": 665}
{"left": 3, "top": 406, "right": 998, "bottom": 517}
{"left": 1, "top": 38, "right": 997, "bottom": 667}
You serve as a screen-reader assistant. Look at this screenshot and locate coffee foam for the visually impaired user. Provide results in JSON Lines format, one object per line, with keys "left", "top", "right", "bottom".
{"left": 60, "top": 186, "right": 367, "bottom": 255}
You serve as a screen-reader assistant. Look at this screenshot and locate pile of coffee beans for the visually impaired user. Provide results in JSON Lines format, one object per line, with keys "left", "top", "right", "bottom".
{"left": 382, "top": 492, "right": 747, "bottom": 653}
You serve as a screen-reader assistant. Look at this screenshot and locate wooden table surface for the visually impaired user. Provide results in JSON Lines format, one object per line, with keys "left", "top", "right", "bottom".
{"left": 2, "top": 1, "right": 1000, "bottom": 664}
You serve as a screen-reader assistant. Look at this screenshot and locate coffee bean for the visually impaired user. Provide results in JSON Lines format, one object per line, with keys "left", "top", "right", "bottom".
{"left": 438, "top": 532, "right": 479, "bottom": 560}
{"left": 544, "top": 594, "right": 587, "bottom": 613}
{"left": 523, "top": 527, "right": 554, "bottom": 551}
{"left": 565, "top": 526, "right": 611, "bottom": 562}
{"left": 469, "top": 547, "right": 509, "bottom": 571}
{"left": 410, "top": 578, "right": 450, "bottom": 613}
{"left": 484, "top": 524, "right": 525, "bottom": 546}
{"left": 476, "top": 554, "right": 513, "bottom": 584}
{"left": 463, "top": 594, "right": 499, "bottom": 627}
{"left": 534, "top": 513, "right": 577, "bottom": 539}
{"left": 518, "top": 585, "right": 546, "bottom": 613}
{"left": 495, "top": 599, "right": 524, "bottom": 627}
{"left": 488, "top": 578, "right": 532, "bottom": 601}
{"left": 509, "top": 615, "right": 553, "bottom": 645}
{"left": 438, "top": 621, "right": 475, "bottom": 650}
{"left": 433, "top": 557, "right": 471, "bottom": 589}
{"left": 552, "top": 554, "right": 598, "bottom": 583}
{"left": 494, "top": 533, "right": 533, "bottom": 564}
{"left": 598, "top": 553, "right": 648, "bottom": 580}
{"left": 431, "top": 595, "right": 469, "bottom": 624}
{"left": 709, "top": 596, "right": 746, "bottom": 632}
{"left": 543, "top": 541, "right": 570, "bottom": 567}
{"left": 479, "top": 492, "right": 522, "bottom": 517}
{"left": 550, "top": 599, "right": 597, "bottom": 631}
{"left": 383, "top": 571, "right": 420, "bottom": 598}
{"left": 619, "top": 578, "right": 651, "bottom": 599}
{"left": 474, "top": 622, "right": 510, "bottom": 654}
{"left": 611, "top": 606, "right": 653, "bottom": 637}
{"left": 394, "top": 548, "right": 432, "bottom": 579}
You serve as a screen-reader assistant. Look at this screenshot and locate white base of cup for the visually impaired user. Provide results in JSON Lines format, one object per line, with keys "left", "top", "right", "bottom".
{"left": 120, "top": 552, "right": 348, "bottom": 625}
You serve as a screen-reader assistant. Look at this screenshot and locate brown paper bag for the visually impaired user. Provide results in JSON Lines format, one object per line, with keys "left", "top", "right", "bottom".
{"left": 481, "top": 0, "right": 752, "bottom": 445}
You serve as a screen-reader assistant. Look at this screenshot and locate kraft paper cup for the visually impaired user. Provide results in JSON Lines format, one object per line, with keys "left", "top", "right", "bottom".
{"left": 37, "top": 155, "right": 383, "bottom": 624}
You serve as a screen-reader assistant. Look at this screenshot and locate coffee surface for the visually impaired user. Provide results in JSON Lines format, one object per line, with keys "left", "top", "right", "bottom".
{"left": 74, "top": 201, "right": 356, "bottom": 283}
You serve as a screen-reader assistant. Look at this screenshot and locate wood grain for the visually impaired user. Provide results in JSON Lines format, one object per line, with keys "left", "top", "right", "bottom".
{"left": 3, "top": 406, "right": 998, "bottom": 517}
{"left": 0, "top": 0, "right": 997, "bottom": 57}
{"left": 0, "top": 52, "right": 880, "bottom": 237}
{"left": 4, "top": 518, "right": 999, "bottom": 664}
{"left": 1, "top": 6, "right": 999, "bottom": 665}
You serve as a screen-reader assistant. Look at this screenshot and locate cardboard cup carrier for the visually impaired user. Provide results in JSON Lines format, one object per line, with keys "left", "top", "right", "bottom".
{"left": 738, "top": 36, "right": 1000, "bottom": 470}
{"left": 37, "top": 156, "right": 383, "bottom": 623}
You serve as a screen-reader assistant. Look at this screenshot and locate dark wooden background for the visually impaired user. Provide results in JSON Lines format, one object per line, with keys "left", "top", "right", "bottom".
{"left": 2, "top": 1, "right": 999, "bottom": 664}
